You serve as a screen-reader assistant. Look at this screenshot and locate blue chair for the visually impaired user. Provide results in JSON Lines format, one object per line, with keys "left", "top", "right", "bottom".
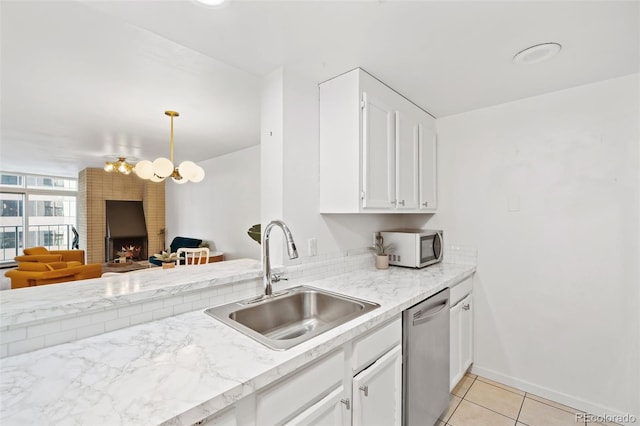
{"left": 149, "top": 236, "right": 203, "bottom": 266}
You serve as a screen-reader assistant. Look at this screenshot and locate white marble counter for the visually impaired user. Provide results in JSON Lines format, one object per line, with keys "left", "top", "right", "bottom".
{"left": 0, "top": 259, "right": 262, "bottom": 329}
{"left": 0, "top": 262, "right": 475, "bottom": 426}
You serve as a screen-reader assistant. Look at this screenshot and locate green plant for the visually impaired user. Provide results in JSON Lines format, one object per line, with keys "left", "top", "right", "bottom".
{"left": 152, "top": 251, "right": 178, "bottom": 263}
{"left": 247, "top": 224, "right": 261, "bottom": 245}
{"left": 370, "top": 241, "right": 394, "bottom": 256}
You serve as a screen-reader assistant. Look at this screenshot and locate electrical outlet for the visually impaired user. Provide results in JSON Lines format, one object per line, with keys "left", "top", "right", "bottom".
{"left": 508, "top": 195, "right": 520, "bottom": 212}
{"left": 308, "top": 238, "right": 317, "bottom": 257}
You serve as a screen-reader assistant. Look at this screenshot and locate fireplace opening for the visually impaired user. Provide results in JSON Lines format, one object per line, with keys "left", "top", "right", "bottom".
{"left": 108, "top": 237, "right": 148, "bottom": 262}
{"left": 105, "top": 200, "right": 148, "bottom": 262}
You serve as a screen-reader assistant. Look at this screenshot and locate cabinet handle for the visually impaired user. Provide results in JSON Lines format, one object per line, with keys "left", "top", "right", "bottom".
{"left": 462, "top": 304, "right": 470, "bottom": 311}
{"left": 422, "top": 201, "right": 429, "bottom": 207}
{"left": 340, "top": 398, "right": 351, "bottom": 410}
{"left": 359, "top": 385, "right": 369, "bottom": 397}
{"left": 398, "top": 200, "right": 405, "bottom": 206}
{"left": 391, "top": 200, "right": 397, "bottom": 206}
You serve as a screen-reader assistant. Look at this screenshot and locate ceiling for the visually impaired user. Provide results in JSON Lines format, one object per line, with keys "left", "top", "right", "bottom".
{"left": 1, "top": 0, "right": 638, "bottom": 178}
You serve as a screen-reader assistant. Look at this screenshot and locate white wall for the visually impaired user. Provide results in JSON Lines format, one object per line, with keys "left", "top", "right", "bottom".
{"left": 424, "top": 74, "right": 639, "bottom": 420}
{"left": 166, "top": 145, "right": 261, "bottom": 260}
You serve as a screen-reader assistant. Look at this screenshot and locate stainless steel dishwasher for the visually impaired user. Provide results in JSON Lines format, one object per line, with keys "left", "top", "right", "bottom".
{"left": 402, "top": 288, "right": 450, "bottom": 426}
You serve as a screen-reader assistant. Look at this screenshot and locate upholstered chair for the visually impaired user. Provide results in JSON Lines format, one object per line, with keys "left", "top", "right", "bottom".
{"left": 14, "top": 246, "right": 85, "bottom": 264}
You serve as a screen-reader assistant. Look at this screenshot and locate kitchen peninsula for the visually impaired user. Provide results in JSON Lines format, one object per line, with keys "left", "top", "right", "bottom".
{"left": 0, "top": 257, "right": 475, "bottom": 425}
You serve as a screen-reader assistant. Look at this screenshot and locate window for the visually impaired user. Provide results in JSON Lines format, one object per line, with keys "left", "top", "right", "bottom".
{"left": 1, "top": 199, "right": 23, "bottom": 216}
{"left": 0, "top": 173, "right": 77, "bottom": 263}
{"left": 0, "top": 230, "right": 22, "bottom": 249}
{"left": 0, "top": 174, "right": 23, "bottom": 186}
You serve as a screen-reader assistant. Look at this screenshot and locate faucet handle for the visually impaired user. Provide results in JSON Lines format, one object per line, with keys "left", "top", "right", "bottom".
{"left": 271, "top": 273, "right": 288, "bottom": 283}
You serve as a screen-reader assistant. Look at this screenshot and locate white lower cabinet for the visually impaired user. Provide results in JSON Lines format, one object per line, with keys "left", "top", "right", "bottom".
{"left": 352, "top": 345, "right": 403, "bottom": 426}
{"left": 198, "top": 316, "right": 405, "bottom": 426}
{"left": 460, "top": 294, "right": 473, "bottom": 375}
{"left": 256, "top": 349, "right": 345, "bottom": 425}
{"left": 450, "top": 291, "right": 473, "bottom": 391}
{"left": 200, "top": 408, "right": 236, "bottom": 426}
{"left": 286, "top": 385, "right": 346, "bottom": 426}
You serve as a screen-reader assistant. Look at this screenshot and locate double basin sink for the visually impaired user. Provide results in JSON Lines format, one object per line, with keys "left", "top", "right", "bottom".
{"left": 205, "top": 286, "right": 380, "bottom": 350}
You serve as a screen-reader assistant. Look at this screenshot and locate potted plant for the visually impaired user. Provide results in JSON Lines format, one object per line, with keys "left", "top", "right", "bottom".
{"left": 370, "top": 240, "right": 394, "bottom": 270}
{"left": 247, "top": 224, "right": 261, "bottom": 245}
{"left": 153, "top": 251, "right": 178, "bottom": 269}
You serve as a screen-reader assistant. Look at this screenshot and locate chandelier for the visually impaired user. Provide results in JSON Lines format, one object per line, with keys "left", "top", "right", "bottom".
{"left": 104, "top": 157, "right": 135, "bottom": 175}
{"left": 134, "top": 111, "right": 205, "bottom": 184}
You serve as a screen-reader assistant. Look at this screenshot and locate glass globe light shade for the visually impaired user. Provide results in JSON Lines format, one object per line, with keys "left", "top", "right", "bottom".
{"left": 117, "top": 163, "right": 130, "bottom": 174}
{"left": 152, "top": 157, "right": 174, "bottom": 178}
{"left": 104, "top": 163, "right": 114, "bottom": 172}
{"left": 134, "top": 160, "right": 154, "bottom": 179}
{"left": 178, "top": 161, "right": 198, "bottom": 180}
{"left": 191, "top": 166, "right": 205, "bottom": 183}
{"left": 150, "top": 174, "right": 164, "bottom": 182}
{"left": 172, "top": 176, "right": 188, "bottom": 184}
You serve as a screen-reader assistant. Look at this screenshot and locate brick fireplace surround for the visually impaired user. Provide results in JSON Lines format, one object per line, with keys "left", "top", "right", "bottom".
{"left": 78, "top": 169, "right": 165, "bottom": 264}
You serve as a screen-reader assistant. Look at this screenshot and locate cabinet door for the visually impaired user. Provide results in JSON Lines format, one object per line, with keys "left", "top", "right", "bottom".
{"left": 256, "top": 349, "right": 344, "bottom": 425}
{"left": 449, "top": 300, "right": 463, "bottom": 391}
{"left": 352, "top": 345, "right": 402, "bottom": 426}
{"left": 285, "top": 385, "right": 347, "bottom": 426}
{"left": 419, "top": 120, "right": 437, "bottom": 211}
{"left": 395, "top": 111, "right": 420, "bottom": 210}
{"left": 362, "top": 92, "right": 395, "bottom": 210}
{"left": 460, "top": 294, "right": 473, "bottom": 373}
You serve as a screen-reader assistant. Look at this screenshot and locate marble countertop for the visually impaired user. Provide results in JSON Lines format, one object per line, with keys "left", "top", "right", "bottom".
{"left": 0, "top": 262, "right": 475, "bottom": 426}
{"left": 0, "top": 259, "right": 263, "bottom": 329}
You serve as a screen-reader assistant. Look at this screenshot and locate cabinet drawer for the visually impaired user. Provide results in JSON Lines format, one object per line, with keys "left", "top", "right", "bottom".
{"left": 450, "top": 276, "right": 473, "bottom": 306}
{"left": 352, "top": 317, "right": 401, "bottom": 374}
{"left": 256, "top": 349, "right": 344, "bottom": 425}
{"left": 201, "top": 407, "right": 236, "bottom": 426}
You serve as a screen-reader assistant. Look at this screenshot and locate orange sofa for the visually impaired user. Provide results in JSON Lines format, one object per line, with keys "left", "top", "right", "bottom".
{"left": 5, "top": 261, "right": 102, "bottom": 289}
{"left": 14, "top": 246, "right": 85, "bottom": 264}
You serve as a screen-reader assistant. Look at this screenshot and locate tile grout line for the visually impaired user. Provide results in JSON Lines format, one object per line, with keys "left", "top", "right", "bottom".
{"left": 516, "top": 392, "right": 528, "bottom": 425}
{"left": 445, "top": 375, "right": 476, "bottom": 424}
{"left": 468, "top": 377, "right": 525, "bottom": 421}
{"left": 524, "top": 392, "right": 585, "bottom": 418}
{"left": 476, "top": 375, "right": 526, "bottom": 397}
{"left": 458, "top": 375, "right": 477, "bottom": 399}
{"left": 461, "top": 398, "right": 521, "bottom": 423}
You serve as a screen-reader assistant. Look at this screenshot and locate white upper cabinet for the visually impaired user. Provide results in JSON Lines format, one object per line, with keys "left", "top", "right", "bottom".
{"left": 319, "top": 68, "right": 437, "bottom": 213}
{"left": 395, "top": 108, "right": 421, "bottom": 210}
{"left": 362, "top": 92, "right": 396, "bottom": 209}
{"left": 419, "top": 116, "right": 437, "bottom": 211}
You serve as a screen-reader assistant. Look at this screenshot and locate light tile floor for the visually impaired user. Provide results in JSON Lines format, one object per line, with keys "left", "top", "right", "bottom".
{"left": 438, "top": 373, "right": 620, "bottom": 426}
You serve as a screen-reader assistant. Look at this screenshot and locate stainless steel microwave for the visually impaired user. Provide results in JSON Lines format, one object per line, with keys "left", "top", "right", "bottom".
{"left": 379, "top": 229, "right": 443, "bottom": 268}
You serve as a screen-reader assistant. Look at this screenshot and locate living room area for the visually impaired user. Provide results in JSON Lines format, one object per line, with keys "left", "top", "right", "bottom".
{"left": 0, "top": 2, "right": 263, "bottom": 290}
{"left": 0, "top": 141, "right": 261, "bottom": 290}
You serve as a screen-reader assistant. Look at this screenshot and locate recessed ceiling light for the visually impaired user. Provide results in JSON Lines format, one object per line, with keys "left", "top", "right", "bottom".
{"left": 194, "top": 0, "right": 228, "bottom": 6}
{"left": 513, "top": 43, "right": 562, "bottom": 65}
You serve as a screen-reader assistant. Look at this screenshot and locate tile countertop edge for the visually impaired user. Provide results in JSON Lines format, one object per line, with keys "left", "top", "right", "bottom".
{"left": 0, "top": 263, "right": 475, "bottom": 426}
{"left": 163, "top": 264, "right": 476, "bottom": 426}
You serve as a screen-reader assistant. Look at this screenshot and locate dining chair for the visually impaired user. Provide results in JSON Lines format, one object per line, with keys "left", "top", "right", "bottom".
{"left": 176, "top": 247, "right": 210, "bottom": 266}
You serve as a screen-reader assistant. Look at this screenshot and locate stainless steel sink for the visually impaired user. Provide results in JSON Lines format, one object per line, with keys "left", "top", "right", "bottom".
{"left": 205, "top": 285, "right": 380, "bottom": 350}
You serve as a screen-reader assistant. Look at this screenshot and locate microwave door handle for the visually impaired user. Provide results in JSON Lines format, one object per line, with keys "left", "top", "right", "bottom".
{"left": 433, "top": 232, "right": 443, "bottom": 261}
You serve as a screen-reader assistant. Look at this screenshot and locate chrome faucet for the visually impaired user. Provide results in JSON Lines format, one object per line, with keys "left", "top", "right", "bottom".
{"left": 263, "top": 220, "right": 299, "bottom": 297}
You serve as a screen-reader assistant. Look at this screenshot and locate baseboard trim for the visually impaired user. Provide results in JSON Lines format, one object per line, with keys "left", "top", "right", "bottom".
{"left": 470, "top": 365, "right": 639, "bottom": 426}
